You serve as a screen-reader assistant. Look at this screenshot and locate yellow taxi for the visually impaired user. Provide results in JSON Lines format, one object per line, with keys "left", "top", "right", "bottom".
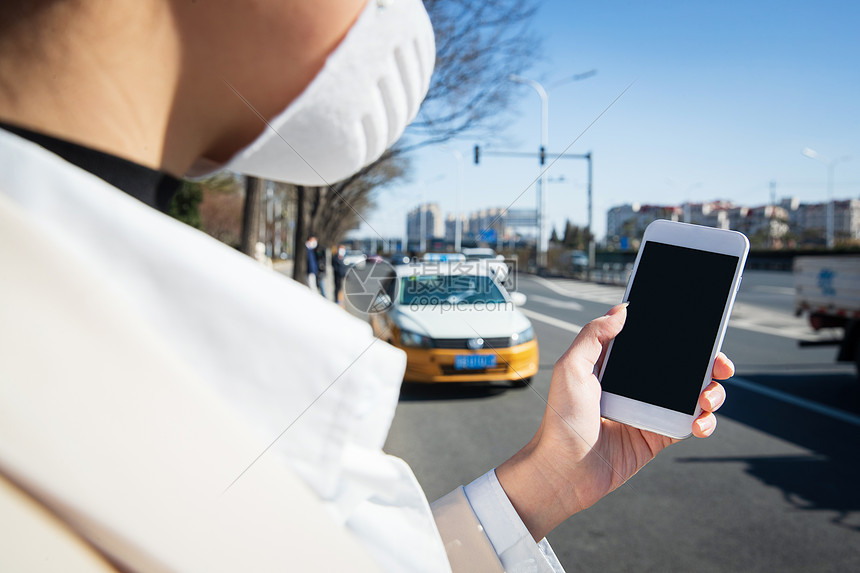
{"left": 370, "top": 260, "right": 539, "bottom": 384}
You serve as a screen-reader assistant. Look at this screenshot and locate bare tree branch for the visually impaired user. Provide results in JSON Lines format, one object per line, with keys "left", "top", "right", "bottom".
{"left": 243, "top": 0, "right": 541, "bottom": 252}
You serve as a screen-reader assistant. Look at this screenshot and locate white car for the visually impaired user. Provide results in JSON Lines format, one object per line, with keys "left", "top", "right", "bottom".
{"left": 461, "top": 248, "right": 510, "bottom": 282}
{"left": 461, "top": 247, "right": 502, "bottom": 260}
{"left": 370, "top": 260, "right": 538, "bottom": 384}
{"left": 342, "top": 250, "right": 367, "bottom": 267}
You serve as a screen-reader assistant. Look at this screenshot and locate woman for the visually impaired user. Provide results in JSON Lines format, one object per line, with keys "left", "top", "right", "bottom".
{"left": 0, "top": 1, "right": 730, "bottom": 571}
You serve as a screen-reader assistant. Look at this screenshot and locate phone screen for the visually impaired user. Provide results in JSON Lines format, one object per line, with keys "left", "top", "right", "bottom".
{"left": 600, "top": 241, "right": 739, "bottom": 415}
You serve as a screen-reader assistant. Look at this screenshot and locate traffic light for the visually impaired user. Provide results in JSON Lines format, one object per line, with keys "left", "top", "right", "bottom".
{"left": 474, "top": 144, "right": 480, "bottom": 165}
{"left": 539, "top": 145, "right": 546, "bottom": 166}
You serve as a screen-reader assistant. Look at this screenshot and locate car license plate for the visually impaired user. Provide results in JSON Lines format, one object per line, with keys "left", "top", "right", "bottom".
{"left": 454, "top": 354, "right": 497, "bottom": 370}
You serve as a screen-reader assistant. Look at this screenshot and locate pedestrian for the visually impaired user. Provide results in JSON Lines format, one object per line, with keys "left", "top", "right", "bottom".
{"left": 306, "top": 236, "right": 322, "bottom": 295}
{"left": 0, "top": 1, "right": 730, "bottom": 571}
{"left": 254, "top": 241, "right": 273, "bottom": 269}
{"left": 332, "top": 244, "right": 348, "bottom": 304}
{"left": 315, "top": 241, "right": 328, "bottom": 298}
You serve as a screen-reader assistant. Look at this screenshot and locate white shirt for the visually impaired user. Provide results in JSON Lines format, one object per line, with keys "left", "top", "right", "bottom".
{"left": 0, "top": 129, "right": 563, "bottom": 572}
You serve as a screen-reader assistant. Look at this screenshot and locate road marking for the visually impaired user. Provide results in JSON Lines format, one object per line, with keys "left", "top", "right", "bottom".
{"left": 523, "top": 295, "right": 860, "bottom": 427}
{"left": 528, "top": 294, "right": 584, "bottom": 310}
{"left": 527, "top": 275, "right": 625, "bottom": 306}
{"left": 731, "top": 376, "right": 860, "bottom": 427}
{"left": 727, "top": 318, "right": 825, "bottom": 341}
{"left": 525, "top": 276, "right": 828, "bottom": 342}
{"left": 520, "top": 308, "right": 583, "bottom": 334}
{"left": 529, "top": 275, "right": 583, "bottom": 298}
{"left": 530, "top": 275, "right": 623, "bottom": 301}
{"left": 729, "top": 303, "right": 834, "bottom": 342}
{"left": 749, "top": 285, "right": 796, "bottom": 295}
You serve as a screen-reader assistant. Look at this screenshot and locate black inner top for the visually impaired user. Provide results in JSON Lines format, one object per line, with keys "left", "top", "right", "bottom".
{"left": 0, "top": 121, "right": 182, "bottom": 212}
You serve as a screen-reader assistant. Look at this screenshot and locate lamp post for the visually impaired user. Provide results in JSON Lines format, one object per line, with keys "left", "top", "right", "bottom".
{"left": 508, "top": 71, "right": 597, "bottom": 270}
{"left": 509, "top": 74, "right": 548, "bottom": 269}
{"left": 442, "top": 146, "right": 465, "bottom": 252}
{"left": 802, "top": 148, "right": 852, "bottom": 249}
{"left": 416, "top": 174, "right": 445, "bottom": 253}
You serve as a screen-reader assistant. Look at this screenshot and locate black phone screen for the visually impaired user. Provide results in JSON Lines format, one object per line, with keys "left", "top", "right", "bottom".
{"left": 600, "top": 241, "right": 739, "bottom": 414}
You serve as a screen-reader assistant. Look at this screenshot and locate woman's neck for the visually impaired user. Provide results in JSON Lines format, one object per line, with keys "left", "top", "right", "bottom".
{"left": 0, "top": 1, "right": 196, "bottom": 176}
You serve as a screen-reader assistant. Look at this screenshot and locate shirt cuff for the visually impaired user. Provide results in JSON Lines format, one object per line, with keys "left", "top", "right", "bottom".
{"left": 463, "top": 469, "right": 565, "bottom": 573}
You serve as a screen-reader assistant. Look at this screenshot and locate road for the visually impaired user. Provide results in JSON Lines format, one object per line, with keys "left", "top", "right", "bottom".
{"left": 383, "top": 270, "right": 860, "bottom": 572}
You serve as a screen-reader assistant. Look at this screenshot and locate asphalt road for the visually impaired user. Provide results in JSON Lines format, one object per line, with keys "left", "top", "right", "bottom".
{"left": 383, "top": 270, "right": 860, "bottom": 572}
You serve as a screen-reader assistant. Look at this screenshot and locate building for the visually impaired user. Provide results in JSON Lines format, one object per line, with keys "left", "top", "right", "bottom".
{"left": 606, "top": 196, "right": 860, "bottom": 248}
{"left": 736, "top": 204, "right": 790, "bottom": 242}
{"left": 606, "top": 202, "right": 681, "bottom": 240}
{"left": 834, "top": 199, "right": 860, "bottom": 241}
{"left": 444, "top": 213, "right": 468, "bottom": 244}
{"left": 406, "top": 202, "right": 443, "bottom": 247}
{"left": 793, "top": 199, "right": 860, "bottom": 243}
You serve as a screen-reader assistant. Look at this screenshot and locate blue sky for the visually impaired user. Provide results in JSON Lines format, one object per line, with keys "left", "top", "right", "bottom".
{"left": 357, "top": 0, "right": 860, "bottom": 242}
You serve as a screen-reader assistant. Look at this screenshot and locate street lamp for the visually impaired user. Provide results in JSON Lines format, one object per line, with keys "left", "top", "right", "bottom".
{"left": 508, "top": 74, "right": 548, "bottom": 269}
{"left": 442, "top": 146, "right": 465, "bottom": 252}
{"left": 802, "top": 148, "right": 852, "bottom": 249}
{"left": 416, "top": 174, "right": 445, "bottom": 253}
{"left": 509, "top": 71, "right": 597, "bottom": 269}
{"left": 548, "top": 69, "right": 598, "bottom": 89}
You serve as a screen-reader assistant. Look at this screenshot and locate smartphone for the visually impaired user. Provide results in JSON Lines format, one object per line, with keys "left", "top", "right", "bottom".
{"left": 597, "top": 219, "right": 749, "bottom": 439}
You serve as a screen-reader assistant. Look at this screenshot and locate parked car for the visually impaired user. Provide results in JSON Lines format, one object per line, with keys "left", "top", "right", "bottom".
{"left": 342, "top": 250, "right": 367, "bottom": 267}
{"left": 369, "top": 260, "right": 538, "bottom": 385}
{"left": 570, "top": 250, "right": 589, "bottom": 270}
{"left": 388, "top": 252, "right": 412, "bottom": 266}
{"left": 461, "top": 248, "right": 510, "bottom": 282}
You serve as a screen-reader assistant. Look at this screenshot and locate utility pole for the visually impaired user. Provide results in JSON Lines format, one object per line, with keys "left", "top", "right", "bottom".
{"left": 508, "top": 75, "right": 548, "bottom": 269}
{"left": 474, "top": 145, "right": 593, "bottom": 274}
{"left": 769, "top": 180, "right": 776, "bottom": 249}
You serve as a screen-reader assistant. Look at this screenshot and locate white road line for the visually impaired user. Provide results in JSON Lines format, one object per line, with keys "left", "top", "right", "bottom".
{"left": 528, "top": 294, "right": 584, "bottom": 310}
{"left": 520, "top": 308, "right": 583, "bottom": 334}
{"left": 529, "top": 275, "right": 624, "bottom": 301}
{"left": 525, "top": 276, "right": 828, "bottom": 342}
{"left": 731, "top": 376, "right": 860, "bottom": 427}
{"left": 523, "top": 301, "right": 860, "bottom": 427}
{"left": 727, "top": 319, "right": 823, "bottom": 341}
{"left": 528, "top": 275, "right": 586, "bottom": 298}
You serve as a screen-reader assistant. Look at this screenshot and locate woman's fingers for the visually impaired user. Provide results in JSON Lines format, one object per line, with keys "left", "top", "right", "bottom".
{"left": 561, "top": 303, "right": 628, "bottom": 373}
{"left": 712, "top": 352, "right": 735, "bottom": 380}
{"left": 693, "top": 379, "right": 727, "bottom": 438}
{"left": 692, "top": 412, "right": 718, "bottom": 438}
{"left": 698, "top": 380, "right": 726, "bottom": 413}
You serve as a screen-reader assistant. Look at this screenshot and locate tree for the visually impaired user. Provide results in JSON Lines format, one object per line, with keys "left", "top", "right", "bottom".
{"left": 198, "top": 175, "right": 245, "bottom": 248}
{"left": 403, "top": 0, "right": 541, "bottom": 149}
{"left": 561, "top": 219, "right": 593, "bottom": 251}
{"left": 292, "top": 154, "right": 410, "bottom": 279}
{"left": 167, "top": 180, "right": 203, "bottom": 230}
{"left": 236, "top": 0, "right": 542, "bottom": 276}
{"left": 169, "top": 172, "right": 244, "bottom": 246}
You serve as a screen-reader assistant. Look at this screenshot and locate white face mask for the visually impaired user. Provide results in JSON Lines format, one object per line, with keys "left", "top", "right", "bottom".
{"left": 209, "top": 0, "right": 435, "bottom": 186}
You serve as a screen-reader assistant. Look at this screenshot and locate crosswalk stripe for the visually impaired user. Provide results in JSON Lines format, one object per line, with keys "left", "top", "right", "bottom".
{"left": 519, "top": 308, "right": 583, "bottom": 335}
{"left": 522, "top": 275, "right": 829, "bottom": 342}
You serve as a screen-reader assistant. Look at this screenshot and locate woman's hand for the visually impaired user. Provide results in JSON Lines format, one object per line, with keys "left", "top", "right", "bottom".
{"left": 496, "top": 303, "right": 732, "bottom": 541}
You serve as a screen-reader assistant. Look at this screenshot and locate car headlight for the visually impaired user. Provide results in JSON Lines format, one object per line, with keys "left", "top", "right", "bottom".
{"left": 400, "top": 328, "right": 433, "bottom": 348}
{"left": 509, "top": 325, "right": 534, "bottom": 346}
